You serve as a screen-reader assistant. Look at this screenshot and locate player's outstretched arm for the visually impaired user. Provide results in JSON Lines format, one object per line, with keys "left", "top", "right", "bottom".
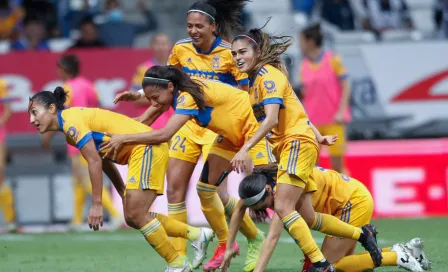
{"left": 80, "top": 140, "right": 104, "bottom": 231}
{"left": 113, "top": 90, "right": 143, "bottom": 104}
{"left": 221, "top": 200, "right": 246, "bottom": 271}
{"left": 310, "top": 122, "right": 338, "bottom": 146}
{"left": 134, "top": 105, "right": 164, "bottom": 127}
{"left": 232, "top": 104, "right": 280, "bottom": 173}
{"left": 253, "top": 213, "right": 283, "bottom": 272}
{"left": 100, "top": 114, "right": 190, "bottom": 160}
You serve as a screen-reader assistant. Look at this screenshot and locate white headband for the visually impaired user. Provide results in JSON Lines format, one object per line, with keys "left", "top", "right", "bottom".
{"left": 187, "top": 9, "right": 215, "bottom": 21}
{"left": 144, "top": 76, "right": 171, "bottom": 82}
{"left": 242, "top": 188, "right": 266, "bottom": 206}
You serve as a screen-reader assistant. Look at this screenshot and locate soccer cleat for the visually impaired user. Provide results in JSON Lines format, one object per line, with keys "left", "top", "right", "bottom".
{"left": 165, "top": 258, "right": 192, "bottom": 272}
{"left": 305, "top": 261, "right": 335, "bottom": 272}
{"left": 244, "top": 230, "right": 265, "bottom": 272}
{"left": 301, "top": 256, "right": 313, "bottom": 272}
{"left": 404, "top": 238, "right": 432, "bottom": 270}
{"left": 359, "top": 224, "right": 382, "bottom": 267}
{"left": 203, "top": 242, "right": 239, "bottom": 271}
{"left": 6, "top": 223, "right": 18, "bottom": 233}
{"left": 392, "top": 243, "right": 424, "bottom": 272}
{"left": 191, "top": 227, "right": 215, "bottom": 269}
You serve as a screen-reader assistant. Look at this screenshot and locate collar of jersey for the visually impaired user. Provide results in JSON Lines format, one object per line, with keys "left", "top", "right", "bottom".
{"left": 307, "top": 49, "right": 325, "bottom": 63}
{"left": 57, "top": 110, "right": 64, "bottom": 131}
{"left": 192, "top": 35, "right": 222, "bottom": 55}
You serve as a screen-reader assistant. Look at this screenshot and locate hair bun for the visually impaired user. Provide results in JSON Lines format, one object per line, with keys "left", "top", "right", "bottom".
{"left": 53, "top": 86, "right": 68, "bottom": 105}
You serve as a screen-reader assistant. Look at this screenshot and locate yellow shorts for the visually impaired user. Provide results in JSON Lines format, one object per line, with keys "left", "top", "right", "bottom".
{"left": 208, "top": 135, "right": 275, "bottom": 166}
{"left": 334, "top": 182, "right": 373, "bottom": 227}
{"left": 276, "top": 139, "right": 318, "bottom": 189}
{"left": 317, "top": 123, "right": 346, "bottom": 156}
{"left": 126, "top": 143, "right": 169, "bottom": 195}
{"left": 169, "top": 121, "right": 217, "bottom": 163}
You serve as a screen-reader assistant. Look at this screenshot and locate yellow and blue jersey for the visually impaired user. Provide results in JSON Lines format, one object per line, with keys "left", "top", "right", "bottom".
{"left": 58, "top": 107, "right": 157, "bottom": 165}
{"left": 249, "top": 64, "right": 317, "bottom": 150}
{"left": 168, "top": 36, "right": 248, "bottom": 87}
{"left": 173, "top": 77, "right": 257, "bottom": 147}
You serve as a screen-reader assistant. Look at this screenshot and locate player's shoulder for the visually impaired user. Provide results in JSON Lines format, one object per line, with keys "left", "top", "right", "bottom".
{"left": 174, "top": 38, "right": 193, "bottom": 47}
{"left": 217, "top": 39, "right": 232, "bottom": 50}
{"left": 257, "top": 65, "right": 286, "bottom": 82}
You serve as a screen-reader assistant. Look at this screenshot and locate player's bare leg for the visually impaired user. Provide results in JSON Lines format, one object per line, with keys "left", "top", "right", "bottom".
{"left": 0, "top": 142, "right": 16, "bottom": 232}
{"left": 166, "top": 158, "right": 198, "bottom": 263}
{"left": 197, "top": 154, "right": 239, "bottom": 271}
{"left": 125, "top": 189, "right": 190, "bottom": 271}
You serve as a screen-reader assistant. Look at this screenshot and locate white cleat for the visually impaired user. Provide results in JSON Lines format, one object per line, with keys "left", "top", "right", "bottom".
{"left": 164, "top": 259, "right": 192, "bottom": 272}
{"left": 404, "top": 238, "right": 432, "bottom": 270}
{"left": 191, "top": 227, "right": 215, "bottom": 269}
{"left": 392, "top": 243, "right": 424, "bottom": 272}
{"left": 6, "top": 223, "right": 18, "bottom": 233}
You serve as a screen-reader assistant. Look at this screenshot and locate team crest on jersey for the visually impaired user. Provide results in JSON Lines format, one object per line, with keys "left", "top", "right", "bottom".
{"left": 264, "top": 81, "right": 276, "bottom": 93}
{"left": 177, "top": 95, "right": 185, "bottom": 106}
{"left": 212, "top": 54, "right": 220, "bottom": 68}
{"left": 67, "top": 126, "right": 79, "bottom": 141}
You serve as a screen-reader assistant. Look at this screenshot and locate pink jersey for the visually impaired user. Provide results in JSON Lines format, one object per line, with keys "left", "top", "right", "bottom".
{"left": 64, "top": 76, "right": 99, "bottom": 155}
{"left": 130, "top": 58, "right": 174, "bottom": 129}
{"left": 300, "top": 50, "right": 351, "bottom": 126}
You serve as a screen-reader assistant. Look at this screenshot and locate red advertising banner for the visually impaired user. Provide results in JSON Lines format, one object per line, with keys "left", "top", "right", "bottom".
{"left": 0, "top": 48, "right": 153, "bottom": 134}
{"left": 319, "top": 139, "right": 448, "bottom": 218}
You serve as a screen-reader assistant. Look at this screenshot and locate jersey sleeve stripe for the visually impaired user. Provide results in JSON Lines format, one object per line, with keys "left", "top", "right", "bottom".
{"left": 263, "top": 98, "right": 285, "bottom": 108}
{"left": 175, "top": 109, "right": 199, "bottom": 116}
{"left": 76, "top": 132, "right": 93, "bottom": 150}
{"left": 238, "top": 78, "right": 249, "bottom": 86}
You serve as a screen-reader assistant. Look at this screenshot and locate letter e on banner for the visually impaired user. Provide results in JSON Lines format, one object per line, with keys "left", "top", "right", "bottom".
{"left": 372, "top": 168, "right": 425, "bottom": 216}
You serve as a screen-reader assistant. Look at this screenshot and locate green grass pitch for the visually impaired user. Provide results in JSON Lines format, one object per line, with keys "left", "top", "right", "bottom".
{"left": 1, "top": 218, "right": 447, "bottom": 271}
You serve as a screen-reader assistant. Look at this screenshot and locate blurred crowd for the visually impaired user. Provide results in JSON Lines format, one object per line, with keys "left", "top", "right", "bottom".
{"left": 292, "top": 0, "right": 448, "bottom": 39}
{"left": 0, "top": 0, "right": 447, "bottom": 53}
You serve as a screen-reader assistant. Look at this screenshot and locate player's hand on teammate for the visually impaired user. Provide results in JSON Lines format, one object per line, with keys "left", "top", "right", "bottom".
{"left": 220, "top": 248, "right": 239, "bottom": 272}
{"left": 113, "top": 91, "right": 142, "bottom": 104}
{"left": 100, "top": 133, "right": 126, "bottom": 161}
{"left": 231, "top": 149, "right": 252, "bottom": 174}
{"left": 88, "top": 203, "right": 103, "bottom": 231}
{"left": 318, "top": 135, "right": 338, "bottom": 146}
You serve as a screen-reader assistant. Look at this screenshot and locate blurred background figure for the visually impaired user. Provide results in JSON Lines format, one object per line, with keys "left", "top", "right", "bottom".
{"left": 130, "top": 33, "right": 174, "bottom": 129}
{"left": 0, "top": 77, "right": 13, "bottom": 232}
{"left": 319, "top": 0, "right": 356, "bottom": 31}
{"left": 21, "top": 0, "right": 58, "bottom": 38}
{"left": 298, "top": 23, "right": 351, "bottom": 174}
{"left": 41, "top": 54, "right": 122, "bottom": 231}
{"left": 0, "top": 0, "right": 24, "bottom": 41}
{"left": 69, "top": 15, "right": 104, "bottom": 49}
{"left": 361, "top": 0, "right": 414, "bottom": 38}
{"left": 10, "top": 15, "right": 49, "bottom": 51}
{"left": 97, "top": 0, "right": 158, "bottom": 47}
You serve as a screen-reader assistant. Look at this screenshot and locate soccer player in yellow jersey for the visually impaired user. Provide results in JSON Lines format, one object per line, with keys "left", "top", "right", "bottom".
{"left": 0, "top": 78, "right": 15, "bottom": 232}
{"left": 104, "top": 65, "right": 275, "bottom": 271}
{"left": 230, "top": 26, "right": 382, "bottom": 271}
{"left": 42, "top": 54, "right": 122, "bottom": 231}
{"left": 221, "top": 165, "right": 430, "bottom": 272}
{"left": 28, "top": 87, "right": 218, "bottom": 272}
{"left": 130, "top": 0, "right": 271, "bottom": 270}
